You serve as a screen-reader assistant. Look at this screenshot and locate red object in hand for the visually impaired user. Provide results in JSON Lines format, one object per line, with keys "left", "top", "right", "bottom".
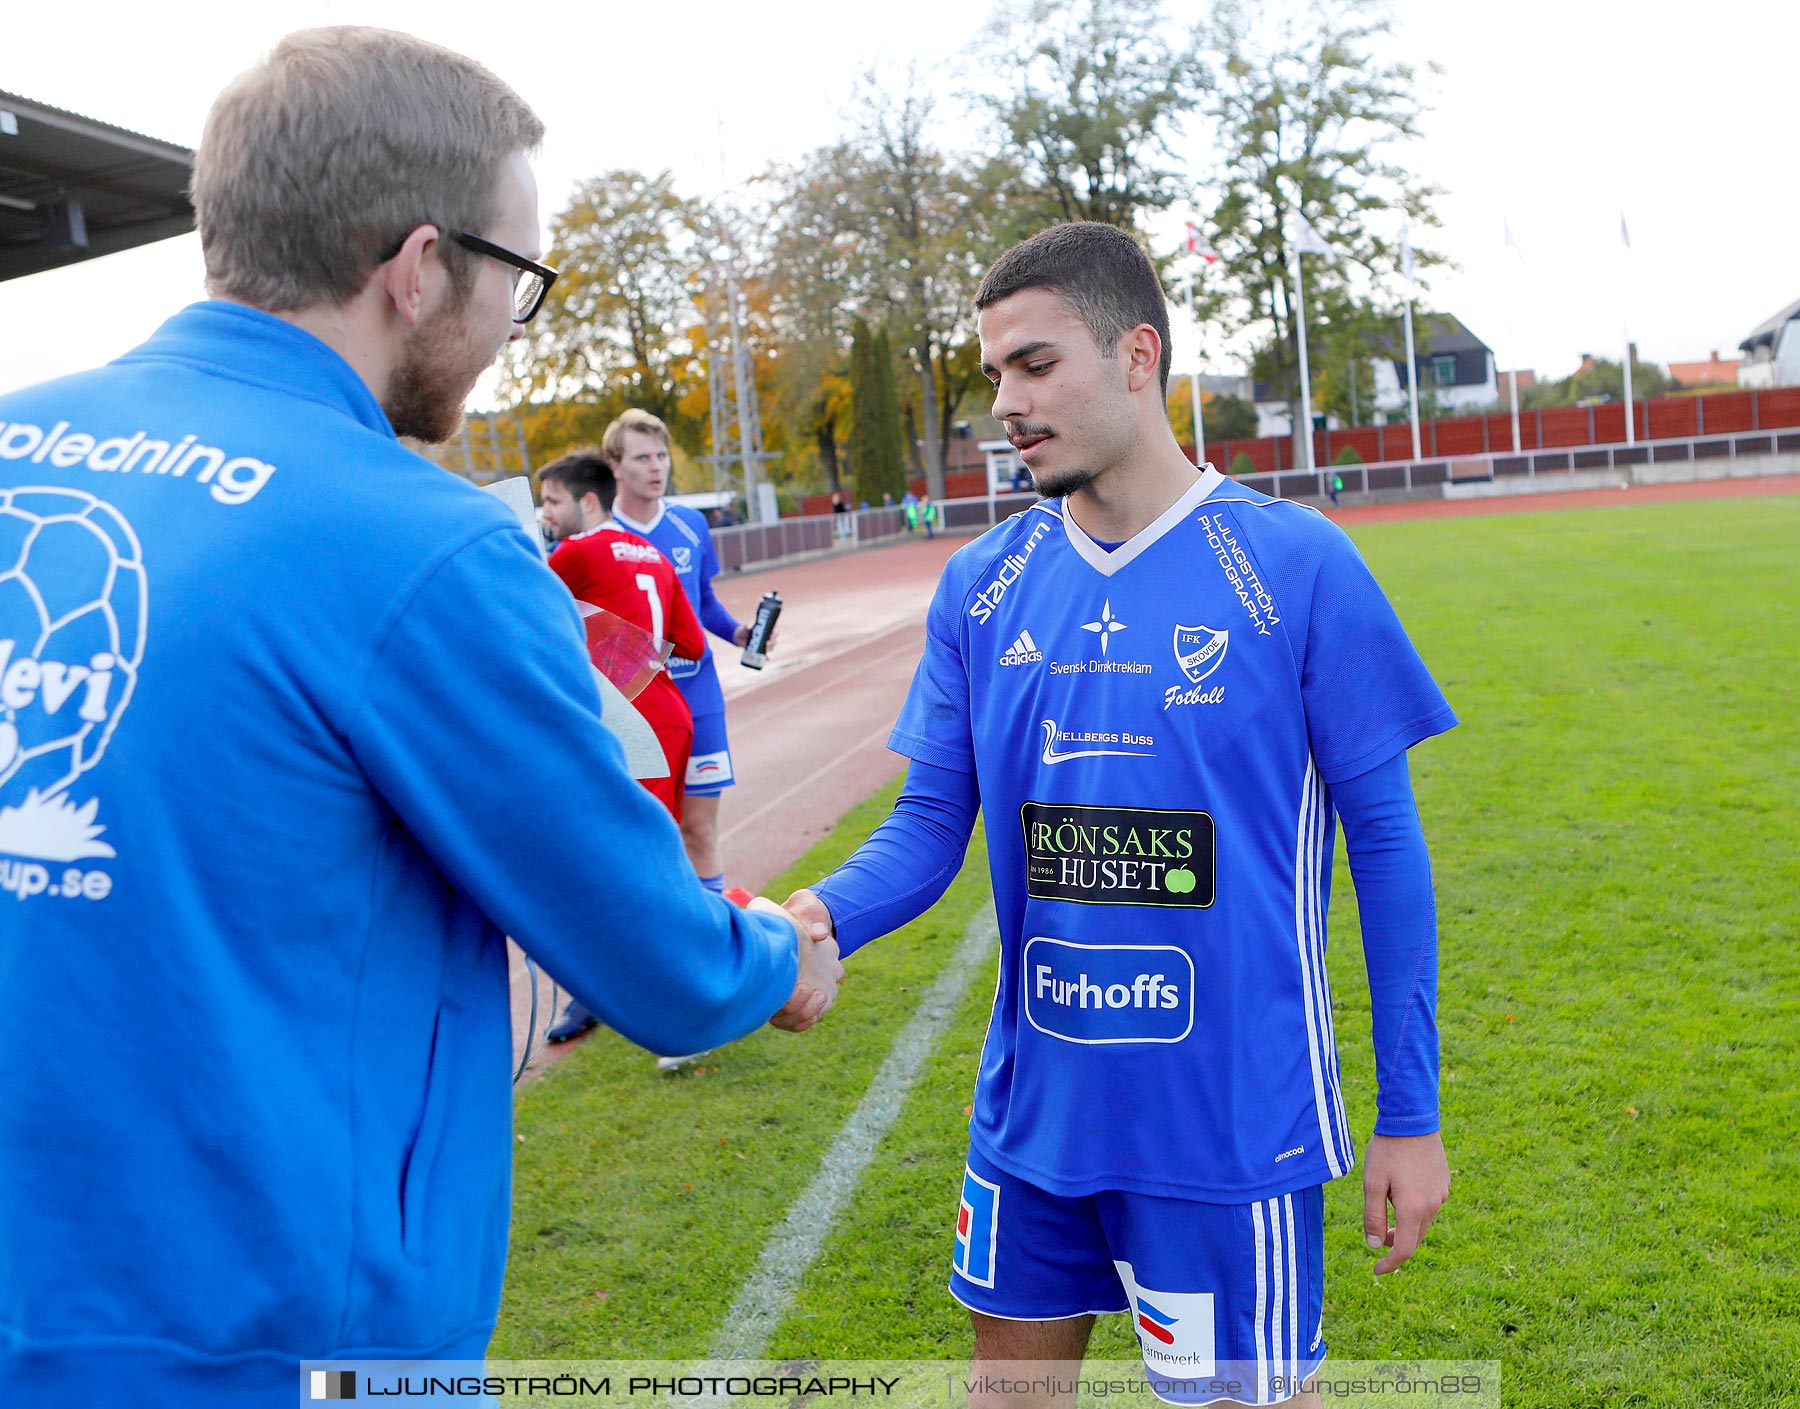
{"left": 576, "top": 602, "right": 669, "bottom": 701}
{"left": 722, "top": 887, "right": 755, "bottom": 908}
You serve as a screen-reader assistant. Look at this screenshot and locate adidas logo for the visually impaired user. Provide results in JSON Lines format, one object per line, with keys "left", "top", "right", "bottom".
{"left": 999, "top": 630, "right": 1043, "bottom": 666}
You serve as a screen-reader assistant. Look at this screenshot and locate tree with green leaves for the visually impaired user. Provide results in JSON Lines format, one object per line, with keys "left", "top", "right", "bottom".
{"left": 757, "top": 143, "right": 869, "bottom": 494}
{"left": 848, "top": 318, "right": 907, "bottom": 503}
{"left": 970, "top": 0, "right": 1205, "bottom": 229}
{"left": 500, "top": 170, "right": 707, "bottom": 453}
{"left": 1192, "top": 0, "right": 1441, "bottom": 424}
{"left": 757, "top": 71, "right": 1011, "bottom": 500}
{"left": 1165, "top": 386, "right": 1258, "bottom": 447}
{"left": 857, "top": 70, "right": 1010, "bottom": 498}
{"left": 1522, "top": 355, "right": 1670, "bottom": 409}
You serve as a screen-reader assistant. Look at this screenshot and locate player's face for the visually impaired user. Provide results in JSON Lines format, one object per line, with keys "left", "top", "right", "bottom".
{"left": 613, "top": 429, "right": 671, "bottom": 503}
{"left": 539, "top": 479, "right": 584, "bottom": 540}
{"left": 384, "top": 151, "right": 540, "bottom": 443}
{"left": 979, "top": 287, "right": 1137, "bottom": 499}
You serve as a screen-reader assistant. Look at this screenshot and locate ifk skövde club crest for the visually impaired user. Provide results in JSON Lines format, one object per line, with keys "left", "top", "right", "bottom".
{"left": 1172, "top": 625, "right": 1229, "bottom": 684}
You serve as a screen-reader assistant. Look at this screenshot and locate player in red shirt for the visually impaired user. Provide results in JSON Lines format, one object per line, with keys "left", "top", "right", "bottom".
{"left": 539, "top": 449, "right": 705, "bottom": 823}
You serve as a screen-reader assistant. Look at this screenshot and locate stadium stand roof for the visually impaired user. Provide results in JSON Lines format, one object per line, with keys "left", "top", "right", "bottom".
{"left": 1738, "top": 296, "right": 1800, "bottom": 356}
{"left": 0, "top": 91, "right": 194, "bottom": 283}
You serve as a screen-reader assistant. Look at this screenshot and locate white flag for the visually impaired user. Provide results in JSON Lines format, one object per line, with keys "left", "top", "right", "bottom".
{"left": 1620, "top": 211, "right": 1631, "bottom": 249}
{"left": 1399, "top": 222, "right": 1416, "bottom": 286}
{"left": 1291, "top": 212, "right": 1338, "bottom": 261}
{"left": 1503, "top": 218, "right": 1525, "bottom": 262}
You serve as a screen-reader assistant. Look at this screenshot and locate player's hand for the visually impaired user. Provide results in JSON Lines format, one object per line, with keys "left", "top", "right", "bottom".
{"left": 782, "top": 887, "right": 835, "bottom": 944}
{"left": 753, "top": 895, "right": 842, "bottom": 1032}
{"left": 733, "top": 622, "right": 780, "bottom": 650}
{"left": 1361, "top": 1131, "right": 1450, "bottom": 1275}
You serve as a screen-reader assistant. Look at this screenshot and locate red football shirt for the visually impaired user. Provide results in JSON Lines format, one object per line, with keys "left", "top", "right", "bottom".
{"left": 549, "top": 522, "right": 706, "bottom": 819}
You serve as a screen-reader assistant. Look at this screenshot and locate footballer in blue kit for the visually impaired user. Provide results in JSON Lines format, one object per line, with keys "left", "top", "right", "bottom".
{"left": 604, "top": 409, "right": 754, "bottom": 893}
{"left": 796, "top": 224, "right": 1456, "bottom": 1407}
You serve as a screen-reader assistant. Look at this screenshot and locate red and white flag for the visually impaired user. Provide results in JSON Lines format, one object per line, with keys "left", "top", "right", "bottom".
{"left": 1184, "top": 221, "right": 1219, "bottom": 263}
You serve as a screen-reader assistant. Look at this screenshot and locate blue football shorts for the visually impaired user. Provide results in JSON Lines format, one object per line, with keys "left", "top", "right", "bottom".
{"left": 949, "top": 1145, "right": 1326, "bottom": 1406}
{"left": 684, "top": 711, "right": 734, "bottom": 796}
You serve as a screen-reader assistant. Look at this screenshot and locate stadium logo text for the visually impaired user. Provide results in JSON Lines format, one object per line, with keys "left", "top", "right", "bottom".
{"left": 1020, "top": 801, "right": 1214, "bottom": 906}
{"left": 1197, "top": 513, "right": 1277, "bottom": 636}
{"left": 1023, "top": 938, "right": 1195, "bottom": 1044}
{"left": 0, "top": 420, "right": 277, "bottom": 506}
{"left": 970, "top": 521, "right": 1050, "bottom": 625}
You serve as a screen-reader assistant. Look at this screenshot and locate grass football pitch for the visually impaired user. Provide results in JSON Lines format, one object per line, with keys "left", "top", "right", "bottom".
{"left": 495, "top": 493, "right": 1799, "bottom": 1406}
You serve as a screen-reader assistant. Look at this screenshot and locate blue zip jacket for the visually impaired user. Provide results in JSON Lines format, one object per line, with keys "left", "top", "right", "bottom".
{"left": 0, "top": 302, "right": 797, "bottom": 1402}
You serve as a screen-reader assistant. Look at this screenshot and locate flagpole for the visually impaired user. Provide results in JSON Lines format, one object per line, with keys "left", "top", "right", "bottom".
{"left": 1402, "top": 294, "right": 1422, "bottom": 461}
{"left": 1504, "top": 217, "right": 1523, "bottom": 453}
{"left": 1397, "top": 222, "right": 1422, "bottom": 460}
{"left": 1187, "top": 274, "right": 1208, "bottom": 468}
{"left": 1620, "top": 212, "right": 1635, "bottom": 447}
{"left": 1292, "top": 247, "right": 1314, "bottom": 473}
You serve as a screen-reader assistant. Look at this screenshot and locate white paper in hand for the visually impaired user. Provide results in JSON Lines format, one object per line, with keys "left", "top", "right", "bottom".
{"left": 482, "top": 475, "right": 546, "bottom": 559}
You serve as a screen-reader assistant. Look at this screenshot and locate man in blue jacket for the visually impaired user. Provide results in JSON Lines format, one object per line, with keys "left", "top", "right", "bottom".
{"left": 0, "top": 25, "right": 839, "bottom": 1404}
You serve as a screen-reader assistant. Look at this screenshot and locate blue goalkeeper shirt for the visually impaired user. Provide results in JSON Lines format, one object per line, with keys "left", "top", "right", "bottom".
{"left": 610, "top": 502, "right": 741, "bottom": 718}
{"left": 871, "top": 469, "right": 1456, "bottom": 1202}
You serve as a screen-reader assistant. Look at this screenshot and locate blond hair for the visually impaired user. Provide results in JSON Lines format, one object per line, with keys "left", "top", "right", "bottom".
{"left": 191, "top": 26, "right": 544, "bottom": 311}
{"left": 600, "top": 408, "right": 673, "bottom": 466}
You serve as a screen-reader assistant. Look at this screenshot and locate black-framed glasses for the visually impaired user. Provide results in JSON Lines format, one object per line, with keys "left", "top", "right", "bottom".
{"left": 375, "top": 226, "right": 558, "bottom": 323}
{"left": 448, "top": 229, "right": 557, "bottom": 324}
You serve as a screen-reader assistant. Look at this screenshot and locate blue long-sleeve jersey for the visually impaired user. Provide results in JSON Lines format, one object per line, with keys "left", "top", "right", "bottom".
{"left": 817, "top": 750, "right": 1441, "bottom": 1138}
{"left": 816, "top": 471, "right": 1455, "bottom": 1202}
{"left": 610, "top": 502, "right": 741, "bottom": 717}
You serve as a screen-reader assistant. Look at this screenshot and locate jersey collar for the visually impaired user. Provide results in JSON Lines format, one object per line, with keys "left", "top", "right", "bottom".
{"left": 118, "top": 301, "right": 394, "bottom": 440}
{"left": 1060, "top": 465, "right": 1224, "bottom": 577}
{"left": 611, "top": 503, "right": 666, "bottom": 536}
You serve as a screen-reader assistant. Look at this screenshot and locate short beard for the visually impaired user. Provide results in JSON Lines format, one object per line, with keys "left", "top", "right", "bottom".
{"left": 1004, "top": 419, "right": 1096, "bottom": 499}
{"left": 1030, "top": 463, "right": 1100, "bottom": 499}
{"left": 383, "top": 285, "right": 479, "bottom": 443}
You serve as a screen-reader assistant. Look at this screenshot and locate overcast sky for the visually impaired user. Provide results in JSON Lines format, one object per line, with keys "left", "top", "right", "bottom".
{"left": 1, "top": 0, "right": 1791, "bottom": 403}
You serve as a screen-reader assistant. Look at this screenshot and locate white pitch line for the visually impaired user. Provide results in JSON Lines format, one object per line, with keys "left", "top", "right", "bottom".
{"left": 705, "top": 901, "right": 1000, "bottom": 1363}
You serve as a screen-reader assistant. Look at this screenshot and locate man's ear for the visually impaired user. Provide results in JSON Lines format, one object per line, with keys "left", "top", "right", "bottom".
{"left": 376, "top": 224, "right": 442, "bottom": 328}
{"left": 580, "top": 491, "right": 603, "bottom": 523}
{"left": 1122, "top": 323, "right": 1163, "bottom": 395}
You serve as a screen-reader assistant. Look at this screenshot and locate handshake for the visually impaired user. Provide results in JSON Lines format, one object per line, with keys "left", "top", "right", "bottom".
{"left": 755, "top": 889, "right": 841, "bottom": 1034}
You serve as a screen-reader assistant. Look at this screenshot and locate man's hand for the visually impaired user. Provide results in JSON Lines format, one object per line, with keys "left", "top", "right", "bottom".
{"left": 733, "top": 622, "right": 779, "bottom": 651}
{"left": 753, "top": 895, "right": 842, "bottom": 1032}
{"left": 782, "top": 886, "right": 835, "bottom": 944}
{"left": 1362, "top": 1132, "right": 1450, "bottom": 1275}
